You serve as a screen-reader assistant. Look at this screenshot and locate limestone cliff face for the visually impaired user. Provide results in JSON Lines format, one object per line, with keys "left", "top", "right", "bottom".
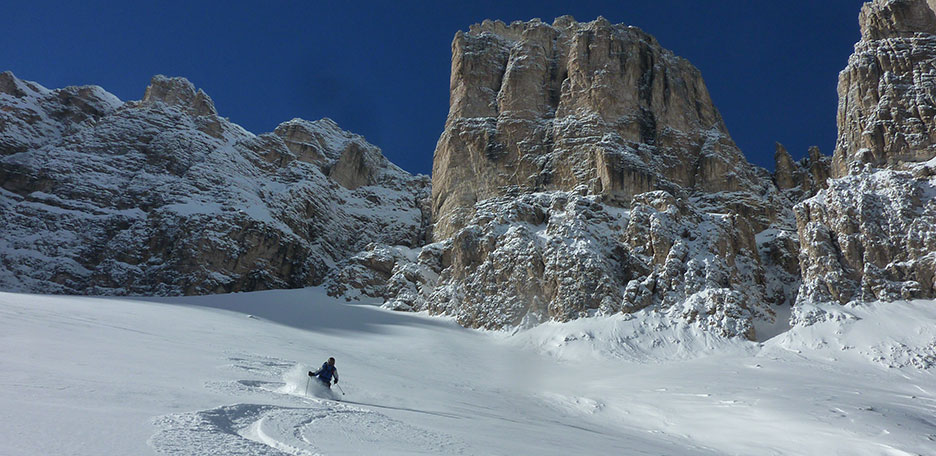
{"left": 795, "top": 169, "right": 936, "bottom": 306}
{"left": 833, "top": 0, "right": 936, "bottom": 176}
{"left": 332, "top": 17, "right": 801, "bottom": 336}
{"left": 0, "top": 73, "right": 429, "bottom": 295}
{"left": 795, "top": 0, "right": 936, "bottom": 309}
{"left": 431, "top": 17, "right": 771, "bottom": 241}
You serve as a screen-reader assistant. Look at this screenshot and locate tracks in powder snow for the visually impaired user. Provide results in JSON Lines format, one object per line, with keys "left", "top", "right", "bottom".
{"left": 148, "top": 353, "right": 467, "bottom": 455}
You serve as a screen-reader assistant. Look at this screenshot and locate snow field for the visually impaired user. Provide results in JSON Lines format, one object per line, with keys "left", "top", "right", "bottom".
{"left": 1, "top": 288, "right": 934, "bottom": 455}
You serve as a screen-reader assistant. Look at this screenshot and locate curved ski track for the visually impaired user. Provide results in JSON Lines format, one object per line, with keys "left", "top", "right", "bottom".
{"left": 149, "top": 353, "right": 468, "bottom": 455}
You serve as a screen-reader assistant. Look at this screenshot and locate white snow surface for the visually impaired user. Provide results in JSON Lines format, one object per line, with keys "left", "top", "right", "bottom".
{"left": 2, "top": 289, "right": 934, "bottom": 455}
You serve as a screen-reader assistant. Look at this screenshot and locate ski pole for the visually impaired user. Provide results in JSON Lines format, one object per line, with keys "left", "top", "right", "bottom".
{"left": 305, "top": 377, "right": 310, "bottom": 396}
{"left": 335, "top": 383, "right": 345, "bottom": 396}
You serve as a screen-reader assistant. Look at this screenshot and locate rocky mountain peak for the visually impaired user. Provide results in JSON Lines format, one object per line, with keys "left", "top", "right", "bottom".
{"left": 0, "top": 71, "right": 29, "bottom": 97}
{"left": 433, "top": 16, "right": 769, "bottom": 241}
{"left": 834, "top": 0, "right": 936, "bottom": 176}
{"left": 141, "top": 75, "right": 217, "bottom": 117}
{"left": 1, "top": 72, "right": 123, "bottom": 156}
{"left": 859, "top": 0, "right": 936, "bottom": 40}
{"left": 318, "top": 16, "right": 807, "bottom": 335}
{"left": 774, "top": 143, "right": 797, "bottom": 190}
{"left": 796, "top": 0, "right": 936, "bottom": 309}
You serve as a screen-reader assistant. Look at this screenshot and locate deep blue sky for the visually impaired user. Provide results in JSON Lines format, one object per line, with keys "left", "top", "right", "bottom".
{"left": 2, "top": 1, "right": 865, "bottom": 175}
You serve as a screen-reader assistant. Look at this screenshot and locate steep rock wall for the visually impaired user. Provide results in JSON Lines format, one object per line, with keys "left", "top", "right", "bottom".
{"left": 796, "top": 0, "right": 936, "bottom": 308}
{"left": 431, "top": 17, "right": 774, "bottom": 240}
{"left": 336, "top": 18, "right": 802, "bottom": 336}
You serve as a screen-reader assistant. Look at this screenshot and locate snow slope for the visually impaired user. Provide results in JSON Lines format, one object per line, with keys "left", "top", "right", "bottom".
{"left": 1, "top": 290, "right": 934, "bottom": 455}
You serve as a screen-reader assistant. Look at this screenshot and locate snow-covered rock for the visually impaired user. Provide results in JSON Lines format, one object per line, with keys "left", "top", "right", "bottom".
{"left": 332, "top": 17, "right": 802, "bottom": 336}
{"left": 795, "top": 0, "right": 936, "bottom": 310}
{"left": 5, "top": 2, "right": 935, "bottom": 344}
{"left": 795, "top": 165, "right": 936, "bottom": 305}
{"left": 0, "top": 73, "right": 429, "bottom": 295}
{"left": 337, "top": 187, "right": 800, "bottom": 337}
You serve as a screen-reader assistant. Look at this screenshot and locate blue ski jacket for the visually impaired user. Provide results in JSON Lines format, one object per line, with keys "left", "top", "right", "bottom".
{"left": 315, "top": 362, "right": 338, "bottom": 383}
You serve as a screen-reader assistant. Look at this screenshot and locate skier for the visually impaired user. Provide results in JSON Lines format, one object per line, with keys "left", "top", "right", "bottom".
{"left": 309, "top": 357, "right": 339, "bottom": 388}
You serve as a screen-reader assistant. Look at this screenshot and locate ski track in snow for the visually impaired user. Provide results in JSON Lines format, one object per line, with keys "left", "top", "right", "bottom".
{"left": 2, "top": 289, "right": 936, "bottom": 455}
{"left": 151, "top": 354, "right": 468, "bottom": 455}
{"left": 152, "top": 403, "right": 466, "bottom": 456}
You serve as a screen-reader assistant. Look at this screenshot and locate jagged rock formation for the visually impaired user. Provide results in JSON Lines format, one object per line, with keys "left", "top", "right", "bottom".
{"left": 334, "top": 17, "right": 804, "bottom": 336}
{"left": 334, "top": 187, "right": 791, "bottom": 337}
{"left": 0, "top": 73, "right": 429, "bottom": 295}
{"left": 795, "top": 0, "right": 936, "bottom": 308}
{"left": 274, "top": 118, "right": 409, "bottom": 191}
{"left": 833, "top": 0, "right": 936, "bottom": 176}
{"left": 142, "top": 74, "right": 217, "bottom": 117}
{"left": 796, "top": 168, "right": 936, "bottom": 306}
{"left": 431, "top": 16, "right": 774, "bottom": 241}
{"left": 773, "top": 143, "right": 832, "bottom": 201}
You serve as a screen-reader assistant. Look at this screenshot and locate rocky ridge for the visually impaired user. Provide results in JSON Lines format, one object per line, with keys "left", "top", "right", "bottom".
{"left": 833, "top": 0, "right": 936, "bottom": 175}
{"left": 0, "top": 73, "right": 429, "bottom": 295}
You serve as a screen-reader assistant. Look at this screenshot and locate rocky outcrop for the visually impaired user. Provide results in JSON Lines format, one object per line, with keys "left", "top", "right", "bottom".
{"left": 142, "top": 74, "right": 217, "bottom": 117}
{"left": 0, "top": 71, "right": 123, "bottom": 155}
{"left": 272, "top": 117, "right": 410, "bottom": 191}
{"left": 337, "top": 185, "right": 799, "bottom": 336}
{"left": 858, "top": 0, "right": 936, "bottom": 40}
{"left": 833, "top": 0, "right": 936, "bottom": 176}
{"left": 796, "top": 167, "right": 936, "bottom": 305}
{"left": 273, "top": 118, "right": 344, "bottom": 165}
{"left": 773, "top": 143, "right": 832, "bottom": 200}
{"left": 0, "top": 73, "right": 429, "bottom": 295}
{"left": 330, "top": 17, "right": 801, "bottom": 337}
{"left": 431, "top": 17, "right": 775, "bottom": 241}
{"left": 795, "top": 0, "right": 936, "bottom": 309}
